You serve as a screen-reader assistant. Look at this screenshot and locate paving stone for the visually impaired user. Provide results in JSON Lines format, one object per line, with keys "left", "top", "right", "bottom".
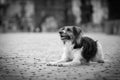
{"left": 0, "top": 33, "right": 120, "bottom": 80}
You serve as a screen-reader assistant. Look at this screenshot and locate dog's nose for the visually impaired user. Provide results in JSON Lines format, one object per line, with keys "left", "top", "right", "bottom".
{"left": 59, "top": 31, "right": 63, "bottom": 34}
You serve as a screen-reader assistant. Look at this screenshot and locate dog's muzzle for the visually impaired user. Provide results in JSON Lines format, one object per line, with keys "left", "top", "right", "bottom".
{"left": 59, "top": 31, "right": 71, "bottom": 40}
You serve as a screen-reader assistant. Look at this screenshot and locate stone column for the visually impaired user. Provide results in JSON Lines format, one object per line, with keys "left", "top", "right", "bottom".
{"left": 72, "top": 0, "right": 81, "bottom": 25}
{"left": 91, "top": 0, "right": 108, "bottom": 24}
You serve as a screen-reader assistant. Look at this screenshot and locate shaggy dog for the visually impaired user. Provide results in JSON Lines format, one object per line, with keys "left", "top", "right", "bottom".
{"left": 47, "top": 26, "right": 104, "bottom": 67}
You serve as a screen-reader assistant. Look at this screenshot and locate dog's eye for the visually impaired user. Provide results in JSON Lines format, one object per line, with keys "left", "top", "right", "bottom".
{"left": 61, "top": 28, "right": 65, "bottom": 30}
{"left": 67, "top": 28, "right": 72, "bottom": 32}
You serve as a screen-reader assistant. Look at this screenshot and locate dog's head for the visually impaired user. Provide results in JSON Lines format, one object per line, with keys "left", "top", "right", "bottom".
{"left": 59, "top": 26, "right": 82, "bottom": 43}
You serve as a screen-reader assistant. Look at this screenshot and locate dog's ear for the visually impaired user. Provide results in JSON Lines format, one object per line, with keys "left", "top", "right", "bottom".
{"left": 73, "top": 26, "right": 82, "bottom": 36}
{"left": 73, "top": 26, "right": 82, "bottom": 44}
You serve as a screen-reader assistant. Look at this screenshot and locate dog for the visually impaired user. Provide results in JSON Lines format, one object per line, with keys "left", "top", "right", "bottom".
{"left": 47, "top": 26, "right": 104, "bottom": 67}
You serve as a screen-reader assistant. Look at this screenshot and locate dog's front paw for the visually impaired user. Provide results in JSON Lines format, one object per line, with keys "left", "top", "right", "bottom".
{"left": 46, "top": 62, "right": 64, "bottom": 67}
{"left": 46, "top": 62, "right": 58, "bottom": 66}
{"left": 57, "top": 64, "right": 64, "bottom": 67}
{"left": 57, "top": 62, "right": 80, "bottom": 67}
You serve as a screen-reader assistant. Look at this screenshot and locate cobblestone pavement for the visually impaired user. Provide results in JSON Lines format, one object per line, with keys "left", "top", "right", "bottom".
{"left": 0, "top": 33, "right": 120, "bottom": 80}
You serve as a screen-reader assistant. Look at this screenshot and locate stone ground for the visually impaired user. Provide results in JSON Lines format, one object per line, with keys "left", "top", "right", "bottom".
{"left": 0, "top": 33, "right": 120, "bottom": 80}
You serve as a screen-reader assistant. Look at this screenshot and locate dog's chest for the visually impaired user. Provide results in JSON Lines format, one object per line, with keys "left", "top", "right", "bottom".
{"left": 64, "top": 41, "right": 73, "bottom": 51}
{"left": 64, "top": 41, "right": 81, "bottom": 59}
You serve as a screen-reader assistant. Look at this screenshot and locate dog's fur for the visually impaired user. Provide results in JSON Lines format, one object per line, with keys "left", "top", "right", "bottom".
{"left": 47, "top": 26, "right": 104, "bottom": 67}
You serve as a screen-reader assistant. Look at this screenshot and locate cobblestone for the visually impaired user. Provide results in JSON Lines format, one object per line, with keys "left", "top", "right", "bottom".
{"left": 0, "top": 33, "right": 120, "bottom": 80}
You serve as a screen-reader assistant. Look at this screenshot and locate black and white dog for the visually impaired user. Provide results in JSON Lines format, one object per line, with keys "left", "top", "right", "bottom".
{"left": 47, "top": 26, "right": 104, "bottom": 67}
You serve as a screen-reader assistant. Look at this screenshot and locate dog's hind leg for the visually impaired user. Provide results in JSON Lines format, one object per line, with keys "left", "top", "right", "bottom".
{"left": 92, "top": 42, "right": 104, "bottom": 63}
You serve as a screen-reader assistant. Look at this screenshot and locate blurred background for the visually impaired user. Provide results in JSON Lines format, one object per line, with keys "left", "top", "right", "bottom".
{"left": 0, "top": 0, "right": 120, "bottom": 35}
